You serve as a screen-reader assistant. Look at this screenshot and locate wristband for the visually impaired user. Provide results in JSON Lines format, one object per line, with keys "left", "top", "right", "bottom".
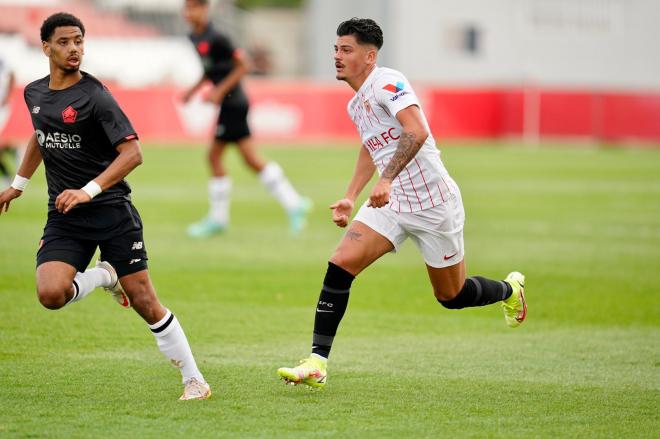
{"left": 10, "top": 175, "right": 29, "bottom": 191}
{"left": 81, "top": 181, "right": 102, "bottom": 199}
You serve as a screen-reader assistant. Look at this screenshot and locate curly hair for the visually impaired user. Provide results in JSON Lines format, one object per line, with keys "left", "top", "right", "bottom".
{"left": 40, "top": 12, "right": 85, "bottom": 42}
{"left": 336, "top": 17, "right": 383, "bottom": 49}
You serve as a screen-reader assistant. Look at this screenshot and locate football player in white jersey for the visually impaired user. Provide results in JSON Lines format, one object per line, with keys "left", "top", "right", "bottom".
{"left": 277, "top": 18, "right": 527, "bottom": 389}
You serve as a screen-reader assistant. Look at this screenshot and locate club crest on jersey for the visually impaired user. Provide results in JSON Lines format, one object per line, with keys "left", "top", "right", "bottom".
{"left": 382, "top": 81, "right": 405, "bottom": 93}
{"left": 62, "top": 105, "right": 77, "bottom": 124}
{"left": 197, "top": 41, "right": 210, "bottom": 55}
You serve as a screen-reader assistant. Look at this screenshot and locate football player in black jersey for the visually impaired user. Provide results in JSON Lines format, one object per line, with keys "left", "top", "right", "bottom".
{"left": 182, "top": 0, "right": 311, "bottom": 238}
{"left": 0, "top": 12, "right": 211, "bottom": 400}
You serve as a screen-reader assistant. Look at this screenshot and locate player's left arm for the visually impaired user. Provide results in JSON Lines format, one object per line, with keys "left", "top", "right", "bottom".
{"left": 368, "top": 105, "right": 429, "bottom": 208}
{"left": 55, "top": 139, "right": 142, "bottom": 214}
{"left": 207, "top": 49, "right": 250, "bottom": 104}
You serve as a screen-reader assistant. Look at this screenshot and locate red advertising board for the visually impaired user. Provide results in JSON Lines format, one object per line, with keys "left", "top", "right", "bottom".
{"left": 3, "top": 79, "right": 659, "bottom": 144}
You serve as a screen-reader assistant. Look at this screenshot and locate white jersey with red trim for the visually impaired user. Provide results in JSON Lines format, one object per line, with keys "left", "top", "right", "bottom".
{"left": 347, "top": 66, "right": 455, "bottom": 213}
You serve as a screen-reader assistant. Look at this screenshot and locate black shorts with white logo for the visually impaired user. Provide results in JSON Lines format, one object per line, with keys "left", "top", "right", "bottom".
{"left": 37, "top": 201, "right": 148, "bottom": 278}
{"left": 215, "top": 102, "right": 251, "bottom": 142}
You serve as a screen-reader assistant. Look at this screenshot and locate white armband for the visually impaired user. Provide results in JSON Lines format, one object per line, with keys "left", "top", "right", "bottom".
{"left": 10, "top": 175, "right": 30, "bottom": 192}
{"left": 81, "top": 181, "right": 102, "bottom": 199}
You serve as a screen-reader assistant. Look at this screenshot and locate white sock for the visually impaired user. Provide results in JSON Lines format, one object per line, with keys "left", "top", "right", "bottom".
{"left": 69, "top": 268, "right": 111, "bottom": 304}
{"left": 208, "top": 176, "right": 231, "bottom": 225}
{"left": 259, "top": 162, "right": 302, "bottom": 212}
{"left": 149, "top": 309, "right": 205, "bottom": 384}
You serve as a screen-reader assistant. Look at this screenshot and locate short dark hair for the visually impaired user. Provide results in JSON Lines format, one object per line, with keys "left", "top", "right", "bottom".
{"left": 336, "top": 18, "right": 383, "bottom": 50}
{"left": 185, "top": 0, "right": 209, "bottom": 5}
{"left": 40, "top": 12, "right": 85, "bottom": 42}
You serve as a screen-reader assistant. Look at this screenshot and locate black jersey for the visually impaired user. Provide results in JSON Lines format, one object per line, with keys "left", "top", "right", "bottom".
{"left": 23, "top": 72, "right": 137, "bottom": 211}
{"left": 189, "top": 23, "right": 248, "bottom": 106}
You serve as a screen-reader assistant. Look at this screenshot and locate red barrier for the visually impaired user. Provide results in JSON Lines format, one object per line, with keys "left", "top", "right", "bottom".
{"left": 3, "top": 81, "right": 659, "bottom": 144}
{"left": 540, "top": 92, "right": 597, "bottom": 137}
{"left": 427, "top": 89, "right": 503, "bottom": 138}
{"left": 601, "top": 93, "right": 660, "bottom": 141}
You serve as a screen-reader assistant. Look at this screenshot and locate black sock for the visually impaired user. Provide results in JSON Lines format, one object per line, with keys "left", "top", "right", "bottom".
{"left": 439, "top": 276, "right": 512, "bottom": 309}
{"left": 311, "top": 262, "right": 355, "bottom": 359}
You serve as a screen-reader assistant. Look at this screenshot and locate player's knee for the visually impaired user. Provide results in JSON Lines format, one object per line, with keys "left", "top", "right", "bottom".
{"left": 36, "top": 284, "right": 69, "bottom": 310}
{"left": 207, "top": 147, "right": 222, "bottom": 163}
{"left": 249, "top": 160, "right": 263, "bottom": 173}
{"left": 127, "top": 281, "right": 160, "bottom": 318}
{"left": 434, "top": 289, "right": 458, "bottom": 303}
{"left": 328, "top": 254, "right": 356, "bottom": 276}
{"left": 243, "top": 155, "right": 261, "bottom": 171}
{"left": 435, "top": 285, "right": 463, "bottom": 308}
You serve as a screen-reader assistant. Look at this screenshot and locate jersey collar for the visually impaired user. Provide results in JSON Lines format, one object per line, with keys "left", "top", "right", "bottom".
{"left": 356, "top": 65, "right": 380, "bottom": 95}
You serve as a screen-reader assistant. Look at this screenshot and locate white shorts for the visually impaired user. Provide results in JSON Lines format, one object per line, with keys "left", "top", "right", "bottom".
{"left": 353, "top": 182, "right": 465, "bottom": 268}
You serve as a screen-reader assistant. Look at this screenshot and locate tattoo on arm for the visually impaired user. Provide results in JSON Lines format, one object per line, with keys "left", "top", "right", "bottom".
{"left": 381, "top": 131, "right": 422, "bottom": 180}
{"left": 346, "top": 230, "right": 362, "bottom": 241}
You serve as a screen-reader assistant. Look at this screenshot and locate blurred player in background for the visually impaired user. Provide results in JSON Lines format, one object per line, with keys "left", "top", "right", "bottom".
{"left": 0, "top": 55, "right": 16, "bottom": 188}
{"left": 182, "top": 0, "right": 310, "bottom": 237}
{"left": 0, "top": 13, "right": 211, "bottom": 400}
{"left": 278, "top": 18, "right": 527, "bottom": 389}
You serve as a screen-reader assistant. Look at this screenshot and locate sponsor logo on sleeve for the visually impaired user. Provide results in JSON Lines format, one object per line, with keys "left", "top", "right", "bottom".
{"left": 382, "top": 81, "right": 405, "bottom": 93}
{"left": 382, "top": 81, "right": 409, "bottom": 101}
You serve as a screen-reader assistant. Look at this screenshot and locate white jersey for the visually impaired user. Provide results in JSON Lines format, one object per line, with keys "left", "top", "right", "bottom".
{"left": 348, "top": 66, "right": 455, "bottom": 213}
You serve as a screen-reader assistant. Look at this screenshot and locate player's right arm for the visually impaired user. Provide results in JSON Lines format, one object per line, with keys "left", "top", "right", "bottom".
{"left": 330, "top": 145, "right": 375, "bottom": 227}
{"left": 206, "top": 49, "right": 249, "bottom": 104}
{"left": 0, "top": 132, "right": 42, "bottom": 214}
{"left": 181, "top": 74, "right": 207, "bottom": 103}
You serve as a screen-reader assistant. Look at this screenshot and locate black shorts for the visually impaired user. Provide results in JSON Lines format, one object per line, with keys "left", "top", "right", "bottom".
{"left": 215, "top": 102, "right": 251, "bottom": 142}
{"left": 37, "top": 202, "right": 148, "bottom": 278}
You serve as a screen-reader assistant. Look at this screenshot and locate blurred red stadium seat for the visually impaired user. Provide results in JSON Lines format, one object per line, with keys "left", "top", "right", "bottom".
{"left": 0, "top": 2, "right": 160, "bottom": 46}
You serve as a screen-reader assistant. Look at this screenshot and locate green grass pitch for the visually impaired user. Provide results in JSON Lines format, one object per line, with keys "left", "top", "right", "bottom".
{"left": 0, "top": 142, "right": 658, "bottom": 438}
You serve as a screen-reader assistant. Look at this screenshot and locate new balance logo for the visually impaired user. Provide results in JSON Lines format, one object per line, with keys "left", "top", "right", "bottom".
{"left": 131, "top": 241, "right": 143, "bottom": 250}
{"left": 32, "top": 106, "right": 40, "bottom": 114}
{"left": 129, "top": 258, "right": 142, "bottom": 265}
